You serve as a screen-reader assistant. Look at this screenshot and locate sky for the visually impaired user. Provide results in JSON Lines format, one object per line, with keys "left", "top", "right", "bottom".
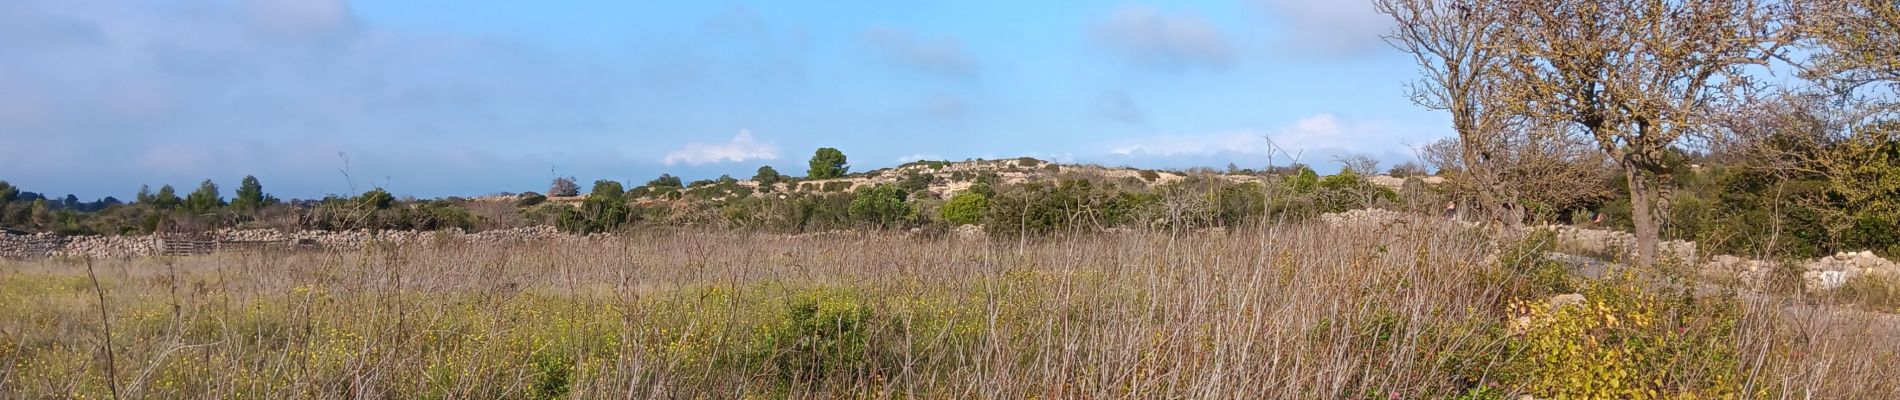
{"left": 0, "top": 0, "right": 1453, "bottom": 200}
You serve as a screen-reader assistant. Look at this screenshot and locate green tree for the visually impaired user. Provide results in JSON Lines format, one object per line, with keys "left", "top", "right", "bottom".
{"left": 358, "top": 188, "right": 395, "bottom": 210}
{"left": 153, "top": 185, "right": 182, "bottom": 210}
{"left": 848, "top": 184, "right": 907, "bottom": 228}
{"left": 559, "top": 180, "right": 629, "bottom": 234}
{"left": 808, "top": 148, "right": 849, "bottom": 179}
{"left": 590, "top": 180, "right": 625, "bottom": 202}
{"left": 0, "top": 181, "right": 16, "bottom": 203}
{"left": 184, "top": 179, "right": 223, "bottom": 214}
{"left": 29, "top": 199, "right": 50, "bottom": 227}
{"left": 646, "top": 174, "right": 682, "bottom": 189}
{"left": 754, "top": 165, "right": 783, "bottom": 186}
{"left": 940, "top": 191, "right": 989, "bottom": 225}
{"left": 135, "top": 184, "right": 153, "bottom": 205}
{"left": 231, "top": 175, "right": 266, "bottom": 211}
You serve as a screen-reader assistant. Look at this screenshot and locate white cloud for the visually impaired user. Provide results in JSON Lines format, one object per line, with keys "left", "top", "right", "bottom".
{"left": 1094, "top": 5, "right": 1235, "bottom": 70}
{"left": 1108, "top": 114, "right": 1392, "bottom": 157}
{"left": 1252, "top": 0, "right": 1391, "bottom": 57}
{"left": 894, "top": 154, "right": 943, "bottom": 163}
{"left": 663, "top": 130, "right": 781, "bottom": 165}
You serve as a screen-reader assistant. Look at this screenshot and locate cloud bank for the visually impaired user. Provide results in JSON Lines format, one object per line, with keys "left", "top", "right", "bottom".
{"left": 1093, "top": 5, "right": 1235, "bottom": 71}
{"left": 1104, "top": 114, "right": 1415, "bottom": 170}
{"left": 664, "top": 130, "right": 781, "bottom": 165}
{"left": 1252, "top": 0, "right": 1392, "bottom": 57}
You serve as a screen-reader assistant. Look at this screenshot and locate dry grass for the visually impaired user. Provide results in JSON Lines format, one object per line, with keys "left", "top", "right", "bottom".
{"left": 1, "top": 223, "right": 1896, "bottom": 398}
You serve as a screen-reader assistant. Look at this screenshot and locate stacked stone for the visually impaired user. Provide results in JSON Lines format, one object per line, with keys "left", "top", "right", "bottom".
{"left": 1319, "top": 208, "right": 1410, "bottom": 228}
{"left": 1711, "top": 251, "right": 1900, "bottom": 291}
{"left": 0, "top": 233, "right": 67, "bottom": 259}
{"left": 952, "top": 224, "right": 988, "bottom": 242}
{"left": 55, "top": 235, "right": 159, "bottom": 259}
{"left": 212, "top": 228, "right": 294, "bottom": 243}
{"left": 1801, "top": 251, "right": 1896, "bottom": 290}
{"left": 1548, "top": 225, "right": 1697, "bottom": 261}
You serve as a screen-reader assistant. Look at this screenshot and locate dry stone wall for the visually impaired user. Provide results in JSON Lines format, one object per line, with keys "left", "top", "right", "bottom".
{"left": 1316, "top": 208, "right": 1898, "bottom": 292}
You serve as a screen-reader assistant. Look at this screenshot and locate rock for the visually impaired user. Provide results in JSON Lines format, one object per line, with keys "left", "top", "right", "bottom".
{"left": 1549, "top": 293, "right": 1586, "bottom": 309}
{"left": 953, "top": 224, "right": 988, "bottom": 241}
{"left": 1319, "top": 209, "right": 1409, "bottom": 228}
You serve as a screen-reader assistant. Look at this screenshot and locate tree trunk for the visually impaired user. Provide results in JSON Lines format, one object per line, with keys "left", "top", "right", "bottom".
{"left": 1622, "top": 158, "right": 1660, "bottom": 267}
{"left": 1452, "top": 117, "right": 1516, "bottom": 230}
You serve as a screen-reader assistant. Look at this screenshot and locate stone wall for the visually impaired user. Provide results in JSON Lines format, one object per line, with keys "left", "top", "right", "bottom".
{"left": 1315, "top": 208, "right": 1898, "bottom": 291}
{"left": 0, "top": 234, "right": 68, "bottom": 259}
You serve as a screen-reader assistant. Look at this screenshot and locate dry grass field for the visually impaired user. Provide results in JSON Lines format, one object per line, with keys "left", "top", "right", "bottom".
{"left": 2, "top": 223, "right": 1897, "bottom": 398}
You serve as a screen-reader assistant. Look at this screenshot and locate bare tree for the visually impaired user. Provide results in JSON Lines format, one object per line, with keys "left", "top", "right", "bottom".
{"left": 1375, "top": 0, "right": 1527, "bottom": 227}
{"left": 1498, "top": 0, "right": 1787, "bottom": 266}
{"left": 1335, "top": 154, "right": 1382, "bottom": 175}
{"left": 548, "top": 176, "right": 580, "bottom": 197}
{"left": 1421, "top": 124, "right": 1616, "bottom": 224}
{"left": 1793, "top": 0, "right": 1900, "bottom": 98}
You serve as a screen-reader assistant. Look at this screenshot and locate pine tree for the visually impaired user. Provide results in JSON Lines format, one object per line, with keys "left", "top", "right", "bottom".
{"left": 807, "top": 148, "right": 849, "bottom": 179}
{"left": 154, "top": 185, "right": 181, "bottom": 210}
{"left": 184, "top": 179, "right": 222, "bottom": 214}
{"left": 232, "top": 175, "right": 266, "bottom": 211}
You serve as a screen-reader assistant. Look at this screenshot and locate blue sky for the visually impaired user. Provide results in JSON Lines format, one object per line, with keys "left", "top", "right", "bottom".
{"left": 0, "top": 0, "right": 1450, "bottom": 200}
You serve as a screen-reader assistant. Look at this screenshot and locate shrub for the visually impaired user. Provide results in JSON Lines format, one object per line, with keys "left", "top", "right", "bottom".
{"left": 529, "top": 350, "right": 573, "bottom": 399}
{"left": 515, "top": 192, "right": 547, "bottom": 207}
{"left": 897, "top": 172, "right": 933, "bottom": 193}
{"left": 1138, "top": 170, "right": 1160, "bottom": 182}
{"left": 1388, "top": 162, "right": 1428, "bottom": 178}
{"left": 358, "top": 188, "right": 394, "bottom": 210}
{"left": 848, "top": 184, "right": 908, "bottom": 228}
{"left": 940, "top": 192, "right": 988, "bottom": 225}
{"left": 1500, "top": 278, "right": 1743, "bottom": 399}
{"left": 1213, "top": 182, "right": 1265, "bottom": 227}
{"left": 1493, "top": 229, "right": 1575, "bottom": 298}
{"left": 754, "top": 165, "right": 783, "bottom": 186}
{"left": 646, "top": 174, "right": 683, "bottom": 189}
{"left": 751, "top": 288, "right": 874, "bottom": 385}
{"left": 1830, "top": 274, "right": 1900, "bottom": 312}
{"left": 984, "top": 179, "right": 1143, "bottom": 236}
{"left": 555, "top": 181, "right": 629, "bottom": 234}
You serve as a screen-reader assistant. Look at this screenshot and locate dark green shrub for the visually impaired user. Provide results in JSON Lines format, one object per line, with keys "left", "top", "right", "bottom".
{"left": 751, "top": 289, "right": 874, "bottom": 386}
{"left": 754, "top": 166, "right": 783, "bottom": 186}
{"left": 897, "top": 172, "right": 933, "bottom": 193}
{"left": 515, "top": 192, "right": 547, "bottom": 207}
{"left": 849, "top": 184, "right": 908, "bottom": 228}
{"left": 940, "top": 192, "right": 988, "bottom": 225}
{"left": 529, "top": 350, "right": 573, "bottom": 399}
